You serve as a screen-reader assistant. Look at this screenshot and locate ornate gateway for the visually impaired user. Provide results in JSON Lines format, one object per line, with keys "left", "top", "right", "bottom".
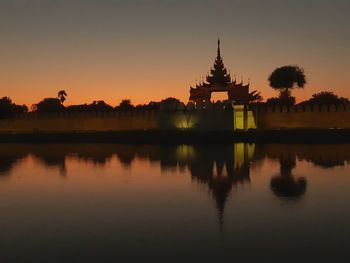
{"left": 189, "top": 39, "right": 260, "bottom": 105}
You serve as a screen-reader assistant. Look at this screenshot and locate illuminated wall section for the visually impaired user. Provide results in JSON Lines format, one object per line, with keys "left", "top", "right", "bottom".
{"left": 233, "top": 105, "right": 257, "bottom": 130}
{"left": 233, "top": 105, "right": 245, "bottom": 130}
{"left": 246, "top": 111, "right": 257, "bottom": 129}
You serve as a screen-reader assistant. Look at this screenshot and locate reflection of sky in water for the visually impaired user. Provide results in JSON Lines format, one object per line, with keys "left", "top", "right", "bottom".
{"left": 0, "top": 144, "right": 349, "bottom": 261}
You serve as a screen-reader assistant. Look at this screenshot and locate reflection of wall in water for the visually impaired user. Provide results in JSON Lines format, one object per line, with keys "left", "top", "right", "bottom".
{"left": 254, "top": 144, "right": 350, "bottom": 169}
{"left": 2, "top": 144, "right": 350, "bottom": 177}
{"left": 0, "top": 152, "right": 27, "bottom": 177}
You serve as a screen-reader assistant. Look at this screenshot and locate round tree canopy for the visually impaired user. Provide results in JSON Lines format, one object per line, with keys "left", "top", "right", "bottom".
{"left": 268, "top": 65, "right": 306, "bottom": 90}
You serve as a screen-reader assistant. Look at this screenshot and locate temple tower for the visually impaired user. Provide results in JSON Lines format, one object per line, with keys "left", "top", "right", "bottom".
{"left": 189, "top": 40, "right": 260, "bottom": 130}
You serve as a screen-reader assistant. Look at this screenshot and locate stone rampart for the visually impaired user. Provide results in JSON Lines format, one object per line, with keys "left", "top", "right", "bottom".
{"left": 254, "top": 104, "right": 350, "bottom": 129}
{"left": 1, "top": 103, "right": 350, "bottom": 133}
{"left": 0, "top": 104, "right": 234, "bottom": 133}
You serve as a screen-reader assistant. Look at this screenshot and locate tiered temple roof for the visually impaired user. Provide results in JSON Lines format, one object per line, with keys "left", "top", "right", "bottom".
{"left": 189, "top": 39, "right": 255, "bottom": 104}
{"left": 206, "top": 39, "right": 232, "bottom": 86}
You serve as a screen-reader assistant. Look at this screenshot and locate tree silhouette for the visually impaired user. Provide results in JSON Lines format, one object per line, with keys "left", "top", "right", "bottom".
{"left": 57, "top": 90, "right": 67, "bottom": 105}
{"left": 33, "top": 98, "right": 64, "bottom": 113}
{"left": 266, "top": 96, "right": 296, "bottom": 106}
{"left": 143, "top": 101, "right": 160, "bottom": 110}
{"left": 300, "top": 91, "right": 349, "bottom": 105}
{"left": 0, "top": 97, "right": 28, "bottom": 119}
{"left": 89, "top": 100, "right": 114, "bottom": 111}
{"left": 270, "top": 157, "right": 307, "bottom": 200}
{"left": 160, "top": 97, "right": 181, "bottom": 105}
{"left": 66, "top": 101, "right": 114, "bottom": 112}
{"left": 268, "top": 65, "right": 306, "bottom": 102}
{"left": 116, "top": 99, "right": 134, "bottom": 111}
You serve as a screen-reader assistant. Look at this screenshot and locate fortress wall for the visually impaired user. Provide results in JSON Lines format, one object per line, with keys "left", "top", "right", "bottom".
{"left": 0, "top": 111, "right": 159, "bottom": 133}
{"left": 158, "top": 110, "right": 234, "bottom": 130}
{"left": 255, "top": 104, "right": 350, "bottom": 129}
{"left": 0, "top": 109, "right": 234, "bottom": 133}
{"left": 1, "top": 104, "right": 350, "bottom": 133}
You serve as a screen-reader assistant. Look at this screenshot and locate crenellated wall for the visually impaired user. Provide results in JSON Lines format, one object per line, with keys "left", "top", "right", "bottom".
{"left": 0, "top": 108, "right": 234, "bottom": 133}
{"left": 254, "top": 104, "right": 350, "bottom": 129}
{"left": 0, "top": 111, "right": 159, "bottom": 133}
{"left": 1, "top": 103, "right": 350, "bottom": 133}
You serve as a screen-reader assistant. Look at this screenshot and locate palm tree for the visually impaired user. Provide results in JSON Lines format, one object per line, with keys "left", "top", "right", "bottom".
{"left": 57, "top": 90, "right": 67, "bottom": 105}
{"left": 268, "top": 65, "right": 306, "bottom": 100}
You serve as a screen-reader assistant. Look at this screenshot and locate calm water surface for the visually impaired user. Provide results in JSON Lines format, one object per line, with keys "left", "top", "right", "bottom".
{"left": 0, "top": 144, "right": 349, "bottom": 262}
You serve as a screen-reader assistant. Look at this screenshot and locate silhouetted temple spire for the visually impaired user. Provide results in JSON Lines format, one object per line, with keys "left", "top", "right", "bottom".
{"left": 206, "top": 39, "right": 231, "bottom": 86}
{"left": 217, "top": 38, "right": 221, "bottom": 58}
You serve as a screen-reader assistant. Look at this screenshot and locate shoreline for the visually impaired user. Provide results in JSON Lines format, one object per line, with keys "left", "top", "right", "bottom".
{"left": 0, "top": 129, "right": 350, "bottom": 144}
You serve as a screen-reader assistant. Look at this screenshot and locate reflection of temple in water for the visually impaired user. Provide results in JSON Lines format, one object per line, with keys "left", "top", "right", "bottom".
{"left": 0, "top": 143, "right": 254, "bottom": 227}
{"left": 2, "top": 143, "right": 350, "bottom": 224}
{"left": 183, "top": 144, "right": 254, "bottom": 226}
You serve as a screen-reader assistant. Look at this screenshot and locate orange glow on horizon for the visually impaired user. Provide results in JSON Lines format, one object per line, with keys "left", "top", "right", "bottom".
{"left": 0, "top": 0, "right": 349, "bottom": 108}
{"left": 1, "top": 37, "right": 349, "bottom": 107}
{"left": 2, "top": 60, "right": 349, "bottom": 108}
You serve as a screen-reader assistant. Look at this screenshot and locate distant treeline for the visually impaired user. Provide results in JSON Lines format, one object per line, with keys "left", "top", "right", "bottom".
{"left": 0, "top": 96, "right": 183, "bottom": 118}
{"left": 32, "top": 97, "right": 181, "bottom": 113}
{"left": 0, "top": 91, "right": 349, "bottom": 119}
{"left": 0, "top": 97, "right": 28, "bottom": 119}
{"left": 265, "top": 91, "right": 349, "bottom": 107}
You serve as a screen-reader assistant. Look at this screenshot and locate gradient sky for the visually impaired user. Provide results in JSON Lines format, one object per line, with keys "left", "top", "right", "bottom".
{"left": 0, "top": 0, "right": 349, "bottom": 106}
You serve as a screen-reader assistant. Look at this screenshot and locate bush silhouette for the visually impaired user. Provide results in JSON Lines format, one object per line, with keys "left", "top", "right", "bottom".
{"left": 33, "top": 98, "right": 64, "bottom": 113}
{"left": 300, "top": 91, "right": 349, "bottom": 105}
{"left": 116, "top": 99, "right": 134, "bottom": 111}
{"left": 0, "top": 97, "right": 28, "bottom": 119}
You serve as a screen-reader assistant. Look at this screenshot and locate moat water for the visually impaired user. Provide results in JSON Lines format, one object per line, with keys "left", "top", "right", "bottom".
{"left": 0, "top": 144, "right": 349, "bottom": 262}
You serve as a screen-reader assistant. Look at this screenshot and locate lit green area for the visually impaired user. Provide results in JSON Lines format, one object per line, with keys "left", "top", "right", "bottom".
{"left": 247, "top": 143, "right": 255, "bottom": 159}
{"left": 234, "top": 143, "right": 245, "bottom": 168}
{"left": 175, "top": 145, "right": 196, "bottom": 160}
{"left": 233, "top": 143, "right": 255, "bottom": 169}
{"left": 246, "top": 111, "right": 257, "bottom": 129}
{"left": 233, "top": 105, "right": 257, "bottom": 130}
{"left": 175, "top": 143, "right": 256, "bottom": 176}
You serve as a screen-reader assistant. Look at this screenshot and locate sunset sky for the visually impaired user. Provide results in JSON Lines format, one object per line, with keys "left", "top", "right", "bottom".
{"left": 0, "top": 0, "right": 349, "bottom": 107}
